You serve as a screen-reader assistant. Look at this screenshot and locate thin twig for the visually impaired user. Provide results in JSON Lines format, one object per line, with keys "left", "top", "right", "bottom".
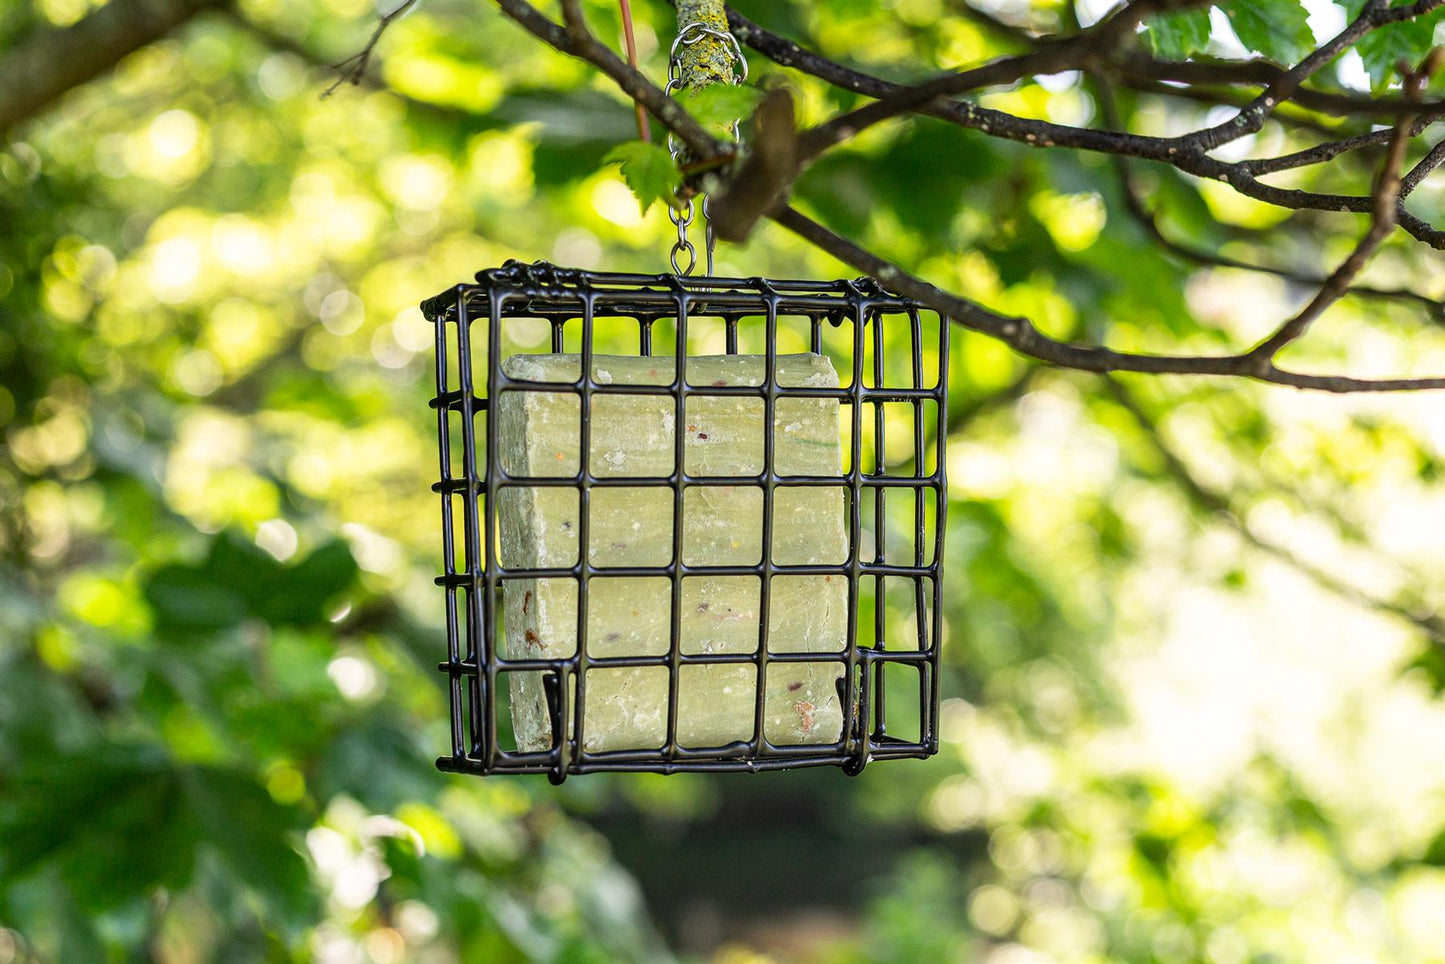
{"left": 1125, "top": 54, "right": 1445, "bottom": 118}
{"left": 1121, "top": 78, "right": 1352, "bottom": 137}
{"left": 1247, "top": 53, "right": 1441, "bottom": 360}
{"left": 724, "top": 7, "right": 1445, "bottom": 249}
{"left": 796, "top": 0, "right": 1208, "bottom": 162}
{"left": 1239, "top": 119, "right": 1433, "bottom": 176}
{"left": 1401, "top": 137, "right": 1445, "bottom": 196}
{"left": 1170, "top": 0, "right": 1445, "bottom": 153}
{"left": 322, "top": 0, "right": 419, "bottom": 97}
{"left": 1092, "top": 81, "right": 1445, "bottom": 321}
{"left": 1113, "top": 166, "right": 1444, "bottom": 320}
{"left": 618, "top": 0, "right": 651, "bottom": 142}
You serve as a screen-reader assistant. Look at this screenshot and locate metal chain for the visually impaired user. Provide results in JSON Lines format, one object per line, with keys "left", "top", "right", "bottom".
{"left": 703, "top": 197, "right": 716, "bottom": 276}
{"left": 665, "top": 21, "right": 747, "bottom": 276}
{"left": 670, "top": 198, "right": 696, "bottom": 275}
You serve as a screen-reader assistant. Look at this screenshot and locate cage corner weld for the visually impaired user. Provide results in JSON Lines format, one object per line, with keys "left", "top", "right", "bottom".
{"left": 421, "top": 260, "right": 948, "bottom": 781}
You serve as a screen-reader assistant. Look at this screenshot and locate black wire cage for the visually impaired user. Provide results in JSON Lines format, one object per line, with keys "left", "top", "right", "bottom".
{"left": 421, "top": 260, "right": 948, "bottom": 781}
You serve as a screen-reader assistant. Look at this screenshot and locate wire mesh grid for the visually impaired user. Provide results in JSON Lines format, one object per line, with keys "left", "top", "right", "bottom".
{"left": 422, "top": 260, "right": 948, "bottom": 781}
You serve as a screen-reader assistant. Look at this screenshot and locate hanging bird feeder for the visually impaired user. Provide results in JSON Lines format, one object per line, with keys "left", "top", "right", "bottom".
{"left": 420, "top": 10, "right": 949, "bottom": 782}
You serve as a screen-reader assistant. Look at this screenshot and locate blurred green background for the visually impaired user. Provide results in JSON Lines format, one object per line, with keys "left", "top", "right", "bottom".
{"left": 3, "top": 0, "right": 1445, "bottom": 961}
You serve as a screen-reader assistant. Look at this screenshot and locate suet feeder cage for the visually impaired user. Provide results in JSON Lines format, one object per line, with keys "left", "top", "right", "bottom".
{"left": 421, "top": 260, "right": 948, "bottom": 781}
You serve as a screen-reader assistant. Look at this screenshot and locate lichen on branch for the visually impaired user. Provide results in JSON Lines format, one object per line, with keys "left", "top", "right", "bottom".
{"left": 676, "top": 0, "right": 735, "bottom": 90}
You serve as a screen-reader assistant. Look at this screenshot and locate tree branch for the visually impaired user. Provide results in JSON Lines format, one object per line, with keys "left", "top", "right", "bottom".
{"left": 772, "top": 205, "right": 1445, "bottom": 392}
{"left": 792, "top": 0, "right": 1445, "bottom": 163}
{"left": 1092, "top": 83, "right": 1445, "bottom": 320}
{"left": 1121, "top": 78, "right": 1356, "bottom": 137}
{"left": 223, "top": 8, "right": 472, "bottom": 123}
{"left": 1125, "top": 55, "right": 1445, "bottom": 118}
{"left": 0, "top": 0, "right": 230, "bottom": 136}
{"left": 1247, "top": 52, "right": 1442, "bottom": 358}
{"left": 494, "top": 0, "right": 722, "bottom": 158}
{"left": 725, "top": 7, "right": 1445, "bottom": 249}
{"left": 795, "top": 0, "right": 1208, "bottom": 162}
{"left": 1401, "top": 137, "right": 1445, "bottom": 196}
{"left": 1246, "top": 107, "right": 1416, "bottom": 359}
{"left": 322, "top": 0, "right": 419, "bottom": 97}
{"left": 1239, "top": 119, "right": 1433, "bottom": 176}
{"left": 1169, "top": 0, "right": 1445, "bottom": 153}
{"left": 493, "top": 0, "right": 1445, "bottom": 392}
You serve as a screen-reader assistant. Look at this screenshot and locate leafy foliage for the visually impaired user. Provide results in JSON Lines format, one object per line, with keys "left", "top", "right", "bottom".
{"left": 1352, "top": 7, "right": 1445, "bottom": 88}
{"left": 1, "top": 0, "right": 1443, "bottom": 962}
{"left": 1219, "top": 0, "right": 1316, "bottom": 62}
{"left": 604, "top": 140, "right": 683, "bottom": 212}
{"left": 145, "top": 532, "right": 358, "bottom": 632}
{"left": 1147, "top": 7, "right": 1214, "bottom": 59}
{"left": 675, "top": 83, "right": 761, "bottom": 131}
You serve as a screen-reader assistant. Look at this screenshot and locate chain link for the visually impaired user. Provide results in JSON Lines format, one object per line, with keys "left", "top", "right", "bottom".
{"left": 664, "top": 21, "right": 747, "bottom": 276}
{"left": 669, "top": 198, "right": 697, "bottom": 275}
{"left": 703, "top": 197, "right": 716, "bottom": 277}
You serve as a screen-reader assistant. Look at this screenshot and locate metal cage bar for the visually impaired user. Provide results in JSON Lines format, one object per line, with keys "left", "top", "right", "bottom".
{"left": 423, "top": 260, "right": 948, "bottom": 780}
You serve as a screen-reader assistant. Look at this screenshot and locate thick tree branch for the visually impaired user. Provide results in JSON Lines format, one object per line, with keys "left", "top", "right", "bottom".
{"left": 0, "top": 0, "right": 230, "bottom": 137}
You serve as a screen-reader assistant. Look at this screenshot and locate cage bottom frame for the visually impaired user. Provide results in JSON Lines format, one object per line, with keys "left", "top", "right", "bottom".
{"left": 423, "top": 260, "right": 949, "bottom": 781}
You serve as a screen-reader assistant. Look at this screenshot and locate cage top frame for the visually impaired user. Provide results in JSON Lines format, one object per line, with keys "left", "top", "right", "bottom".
{"left": 420, "top": 259, "right": 928, "bottom": 328}
{"left": 424, "top": 259, "right": 950, "bottom": 782}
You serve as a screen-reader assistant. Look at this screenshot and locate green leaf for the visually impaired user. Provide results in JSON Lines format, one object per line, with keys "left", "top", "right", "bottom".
{"left": 1423, "top": 826, "right": 1445, "bottom": 865}
{"left": 603, "top": 141, "right": 682, "bottom": 213}
{"left": 1148, "top": 8, "right": 1215, "bottom": 59}
{"left": 676, "top": 84, "right": 761, "bottom": 130}
{"left": 1221, "top": 0, "right": 1315, "bottom": 62}
{"left": 0, "top": 747, "right": 200, "bottom": 910}
{"left": 875, "top": 122, "right": 993, "bottom": 241}
{"left": 257, "top": 539, "right": 358, "bottom": 625}
{"left": 145, "top": 532, "right": 359, "bottom": 634}
{"left": 1405, "top": 642, "right": 1445, "bottom": 695}
{"left": 203, "top": 529, "right": 286, "bottom": 606}
{"left": 1354, "top": 11, "right": 1444, "bottom": 90}
{"left": 313, "top": 718, "right": 444, "bottom": 812}
{"left": 145, "top": 564, "right": 248, "bottom": 633}
{"left": 184, "top": 767, "right": 314, "bottom": 923}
